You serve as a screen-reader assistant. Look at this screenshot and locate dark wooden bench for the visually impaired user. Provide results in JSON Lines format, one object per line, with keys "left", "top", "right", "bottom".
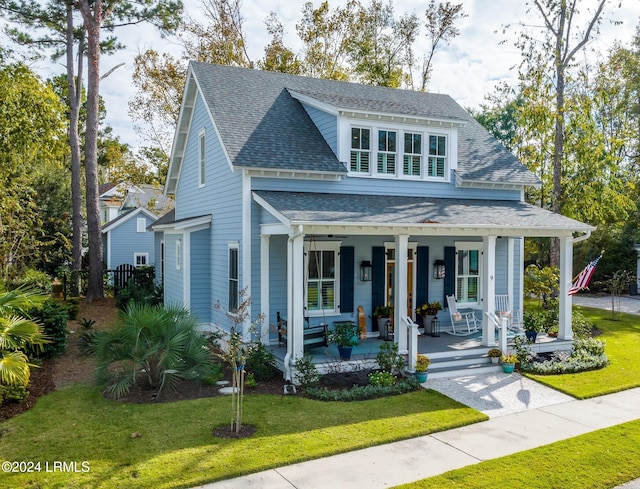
{"left": 277, "top": 312, "right": 328, "bottom": 352}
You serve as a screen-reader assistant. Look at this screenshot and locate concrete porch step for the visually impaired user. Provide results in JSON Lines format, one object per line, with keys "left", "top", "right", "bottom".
{"left": 427, "top": 364, "right": 504, "bottom": 379}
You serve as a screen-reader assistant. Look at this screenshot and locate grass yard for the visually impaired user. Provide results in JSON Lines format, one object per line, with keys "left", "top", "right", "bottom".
{"left": 525, "top": 306, "right": 640, "bottom": 398}
{"left": 396, "top": 419, "right": 640, "bottom": 489}
{"left": 0, "top": 385, "right": 486, "bottom": 489}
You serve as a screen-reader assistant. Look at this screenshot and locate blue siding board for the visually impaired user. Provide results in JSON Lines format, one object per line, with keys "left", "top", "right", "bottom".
{"left": 190, "top": 229, "right": 211, "bottom": 323}
{"left": 301, "top": 104, "right": 338, "bottom": 154}
{"left": 163, "top": 234, "right": 184, "bottom": 306}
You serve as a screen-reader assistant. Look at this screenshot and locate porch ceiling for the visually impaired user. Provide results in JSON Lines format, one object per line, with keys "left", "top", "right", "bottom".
{"left": 253, "top": 191, "right": 594, "bottom": 238}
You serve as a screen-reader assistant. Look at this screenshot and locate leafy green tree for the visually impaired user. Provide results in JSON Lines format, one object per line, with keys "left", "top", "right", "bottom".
{"left": 0, "top": 62, "right": 68, "bottom": 281}
{"left": 0, "top": 285, "right": 48, "bottom": 386}
{"left": 259, "top": 11, "right": 302, "bottom": 74}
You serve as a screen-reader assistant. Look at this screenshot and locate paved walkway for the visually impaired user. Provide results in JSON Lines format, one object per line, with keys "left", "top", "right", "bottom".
{"left": 194, "top": 294, "right": 640, "bottom": 489}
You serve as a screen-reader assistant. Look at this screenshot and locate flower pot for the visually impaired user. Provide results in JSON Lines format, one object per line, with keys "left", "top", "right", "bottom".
{"left": 415, "top": 371, "right": 428, "bottom": 383}
{"left": 337, "top": 346, "right": 353, "bottom": 360}
{"left": 490, "top": 356, "right": 499, "bottom": 364}
{"left": 502, "top": 362, "right": 515, "bottom": 373}
{"left": 525, "top": 331, "right": 538, "bottom": 343}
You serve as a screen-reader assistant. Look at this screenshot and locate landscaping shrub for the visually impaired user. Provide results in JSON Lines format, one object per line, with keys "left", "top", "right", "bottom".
{"left": 368, "top": 371, "right": 397, "bottom": 387}
{"left": 245, "top": 342, "right": 279, "bottom": 381}
{"left": 9, "top": 269, "right": 53, "bottom": 295}
{"left": 294, "top": 355, "right": 321, "bottom": 388}
{"left": 60, "top": 298, "right": 79, "bottom": 320}
{"left": 200, "top": 362, "right": 225, "bottom": 385}
{"left": 304, "top": 377, "right": 420, "bottom": 401}
{"left": 0, "top": 383, "right": 29, "bottom": 405}
{"left": 27, "top": 300, "right": 68, "bottom": 358}
{"left": 376, "top": 342, "right": 405, "bottom": 373}
{"left": 519, "top": 337, "right": 608, "bottom": 375}
{"left": 572, "top": 311, "right": 595, "bottom": 339}
{"left": 92, "top": 303, "right": 212, "bottom": 399}
{"left": 115, "top": 280, "right": 163, "bottom": 310}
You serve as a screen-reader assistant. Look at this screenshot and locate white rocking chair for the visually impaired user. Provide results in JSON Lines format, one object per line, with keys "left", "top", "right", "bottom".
{"left": 446, "top": 295, "right": 479, "bottom": 336}
{"left": 495, "top": 294, "right": 523, "bottom": 334}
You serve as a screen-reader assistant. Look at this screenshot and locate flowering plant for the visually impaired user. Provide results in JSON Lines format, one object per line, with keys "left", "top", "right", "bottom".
{"left": 415, "top": 354, "right": 431, "bottom": 372}
{"left": 416, "top": 301, "right": 442, "bottom": 316}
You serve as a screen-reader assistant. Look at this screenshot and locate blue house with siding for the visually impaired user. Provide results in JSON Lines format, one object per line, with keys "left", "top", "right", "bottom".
{"left": 155, "top": 62, "right": 593, "bottom": 380}
{"left": 102, "top": 207, "right": 158, "bottom": 271}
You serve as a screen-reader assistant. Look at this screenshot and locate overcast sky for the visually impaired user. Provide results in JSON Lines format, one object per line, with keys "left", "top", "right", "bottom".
{"left": 20, "top": 0, "right": 640, "bottom": 150}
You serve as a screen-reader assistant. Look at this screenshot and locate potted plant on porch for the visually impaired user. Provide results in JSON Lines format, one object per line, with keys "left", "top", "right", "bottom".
{"left": 329, "top": 322, "right": 359, "bottom": 360}
{"left": 523, "top": 311, "right": 544, "bottom": 343}
{"left": 416, "top": 301, "right": 442, "bottom": 334}
{"left": 487, "top": 348, "right": 502, "bottom": 364}
{"left": 500, "top": 353, "right": 518, "bottom": 373}
{"left": 373, "top": 304, "right": 394, "bottom": 340}
{"left": 414, "top": 354, "right": 431, "bottom": 382}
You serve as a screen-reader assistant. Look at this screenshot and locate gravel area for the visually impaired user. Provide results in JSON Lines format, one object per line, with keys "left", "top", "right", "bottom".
{"left": 427, "top": 372, "right": 574, "bottom": 418}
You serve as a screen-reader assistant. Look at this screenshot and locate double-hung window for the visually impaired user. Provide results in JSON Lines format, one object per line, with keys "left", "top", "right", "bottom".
{"left": 134, "top": 253, "right": 148, "bottom": 267}
{"left": 350, "top": 128, "right": 370, "bottom": 173}
{"left": 228, "top": 244, "right": 239, "bottom": 313}
{"left": 428, "top": 135, "right": 446, "bottom": 177}
{"left": 377, "top": 130, "right": 396, "bottom": 175}
{"left": 305, "top": 242, "right": 340, "bottom": 315}
{"left": 403, "top": 132, "right": 422, "bottom": 176}
{"left": 456, "top": 243, "right": 481, "bottom": 304}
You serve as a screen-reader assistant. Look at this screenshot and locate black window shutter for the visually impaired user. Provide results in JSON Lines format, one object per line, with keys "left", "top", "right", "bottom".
{"left": 339, "top": 246, "right": 354, "bottom": 313}
{"left": 416, "top": 246, "right": 429, "bottom": 306}
{"left": 444, "top": 246, "right": 456, "bottom": 304}
{"left": 371, "top": 246, "right": 386, "bottom": 318}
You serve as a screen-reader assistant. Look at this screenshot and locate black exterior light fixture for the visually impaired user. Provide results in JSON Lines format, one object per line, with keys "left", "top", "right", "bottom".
{"left": 433, "top": 259, "right": 445, "bottom": 279}
{"left": 360, "top": 260, "right": 373, "bottom": 281}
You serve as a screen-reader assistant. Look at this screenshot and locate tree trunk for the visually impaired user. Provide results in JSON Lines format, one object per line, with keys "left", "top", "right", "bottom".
{"left": 81, "top": 2, "right": 104, "bottom": 301}
{"left": 67, "top": 0, "right": 84, "bottom": 296}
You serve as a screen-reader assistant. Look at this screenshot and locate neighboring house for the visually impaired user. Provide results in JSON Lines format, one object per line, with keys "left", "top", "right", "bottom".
{"left": 99, "top": 182, "right": 174, "bottom": 225}
{"left": 102, "top": 207, "right": 158, "bottom": 271}
{"left": 154, "top": 62, "right": 594, "bottom": 379}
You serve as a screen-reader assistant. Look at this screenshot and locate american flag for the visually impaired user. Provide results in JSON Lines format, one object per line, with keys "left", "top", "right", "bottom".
{"left": 568, "top": 254, "right": 602, "bottom": 296}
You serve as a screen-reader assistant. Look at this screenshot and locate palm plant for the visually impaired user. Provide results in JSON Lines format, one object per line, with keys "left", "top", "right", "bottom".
{"left": 0, "top": 285, "right": 48, "bottom": 386}
{"left": 92, "top": 303, "right": 212, "bottom": 399}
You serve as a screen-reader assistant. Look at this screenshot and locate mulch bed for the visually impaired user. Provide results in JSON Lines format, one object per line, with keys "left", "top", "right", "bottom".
{"left": 0, "top": 362, "right": 56, "bottom": 421}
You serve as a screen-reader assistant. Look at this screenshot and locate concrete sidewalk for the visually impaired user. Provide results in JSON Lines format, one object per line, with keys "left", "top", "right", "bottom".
{"left": 196, "top": 386, "right": 640, "bottom": 489}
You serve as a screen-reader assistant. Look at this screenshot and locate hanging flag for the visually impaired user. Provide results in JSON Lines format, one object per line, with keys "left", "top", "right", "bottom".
{"left": 568, "top": 253, "right": 603, "bottom": 296}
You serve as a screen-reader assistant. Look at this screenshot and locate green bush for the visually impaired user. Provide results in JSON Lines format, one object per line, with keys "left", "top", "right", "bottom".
{"left": 368, "top": 371, "right": 397, "bottom": 387}
{"left": 92, "top": 303, "right": 212, "bottom": 399}
{"left": 10, "top": 269, "right": 53, "bottom": 295}
{"left": 27, "top": 300, "right": 68, "bottom": 358}
{"left": 376, "top": 342, "right": 405, "bottom": 373}
{"left": 0, "top": 383, "right": 29, "bottom": 405}
{"left": 201, "top": 363, "right": 225, "bottom": 385}
{"left": 305, "top": 377, "right": 420, "bottom": 401}
{"left": 245, "top": 342, "right": 279, "bottom": 381}
{"left": 572, "top": 311, "right": 595, "bottom": 339}
{"left": 60, "top": 298, "right": 79, "bottom": 320}
{"left": 116, "top": 281, "right": 163, "bottom": 310}
{"left": 294, "top": 355, "right": 321, "bottom": 388}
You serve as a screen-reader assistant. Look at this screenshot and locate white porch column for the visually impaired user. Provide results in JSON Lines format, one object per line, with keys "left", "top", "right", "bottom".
{"left": 507, "top": 237, "right": 515, "bottom": 312}
{"left": 559, "top": 235, "right": 574, "bottom": 340}
{"left": 260, "top": 234, "right": 270, "bottom": 343}
{"left": 482, "top": 236, "right": 497, "bottom": 347}
{"left": 288, "top": 228, "right": 305, "bottom": 362}
{"left": 394, "top": 234, "right": 409, "bottom": 354}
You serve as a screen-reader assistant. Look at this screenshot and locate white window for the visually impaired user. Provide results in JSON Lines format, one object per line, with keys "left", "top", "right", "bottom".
{"left": 455, "top": 243, "right": 482, "bottom": 304}
{"left": 198, "top": 129, "right": 206, "bottom": 187}
{"left": 176, "top": 239, "right": 182, "bottom": 270}
{"left": 136, "top": 218, "right": 146, "bottom": 233}
{"left": 228, "top": 244, "right": 239, "bottom": 312}
{"left": 304, "top": 241, "right": 340, "bottom": 316}
{"left": 428, "top": 135, "right": 446, "bottom": 177}
{"left": 350, "top": 127, "right": 370, "bottom": 173}
{"left": 134, "top": 253, "right": 148, "bottom": 267}
{"left": 403, "top": 132, "right": 422, "bottom": 176}
{"left": 377, "top": 130, "right": 397, "bottom": 175}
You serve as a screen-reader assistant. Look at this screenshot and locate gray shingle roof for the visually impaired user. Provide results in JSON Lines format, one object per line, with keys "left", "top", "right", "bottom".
{"left": 190, "top": 62, "right": 539, "bottom": 185}
{"left": 254, "top": 191, "right": 592, "bottom": 232}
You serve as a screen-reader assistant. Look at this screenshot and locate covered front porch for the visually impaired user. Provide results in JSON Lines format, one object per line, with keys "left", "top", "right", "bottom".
{"left": 267, "top": 329, "right": 572, "bottom": 378}
{"left": 253, "top": 191, "right": 593, "bottom": 381}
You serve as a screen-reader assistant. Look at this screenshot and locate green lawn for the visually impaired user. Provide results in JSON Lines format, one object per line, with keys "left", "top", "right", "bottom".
{"left": 0, "top": 385, "right": 486, "bottom": 489}
{"left": 525, "top": 306, "right": 640, "bottom": 398}
{"left": 396, "top": 419, "right": 640, "bottom": 489}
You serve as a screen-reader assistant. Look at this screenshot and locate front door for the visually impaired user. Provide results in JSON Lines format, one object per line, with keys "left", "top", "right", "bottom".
{"left": 385, "top": 243, "right": 416, "bottom": 317}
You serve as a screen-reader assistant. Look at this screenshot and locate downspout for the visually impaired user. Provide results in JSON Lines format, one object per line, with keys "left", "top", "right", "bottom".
{"left": 283, "top": 225, "right": 304, "bottom": 382}
{"left": 572, "top": 230, "right": 592, "bottom": 244}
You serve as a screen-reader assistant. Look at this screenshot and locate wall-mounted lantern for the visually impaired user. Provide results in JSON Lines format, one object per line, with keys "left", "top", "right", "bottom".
{"left": 433, "top": 259, "right": 445, "bottom": 279}
{"left": 360, "top": 260, "right": 373, "bottom": 281}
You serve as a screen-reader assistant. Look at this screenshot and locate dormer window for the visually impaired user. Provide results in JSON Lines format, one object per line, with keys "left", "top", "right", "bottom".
{"left": 377, "top": 130, "right": 396, "bottom": 175}
{"left": 428, "top": 135, "right": 446, "bottom": 177}
{"left": 403, "top": 132, "right": 422, "bottom": 176}
{"left": 350, "top": 128, "right": 370, "bottom": 173}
